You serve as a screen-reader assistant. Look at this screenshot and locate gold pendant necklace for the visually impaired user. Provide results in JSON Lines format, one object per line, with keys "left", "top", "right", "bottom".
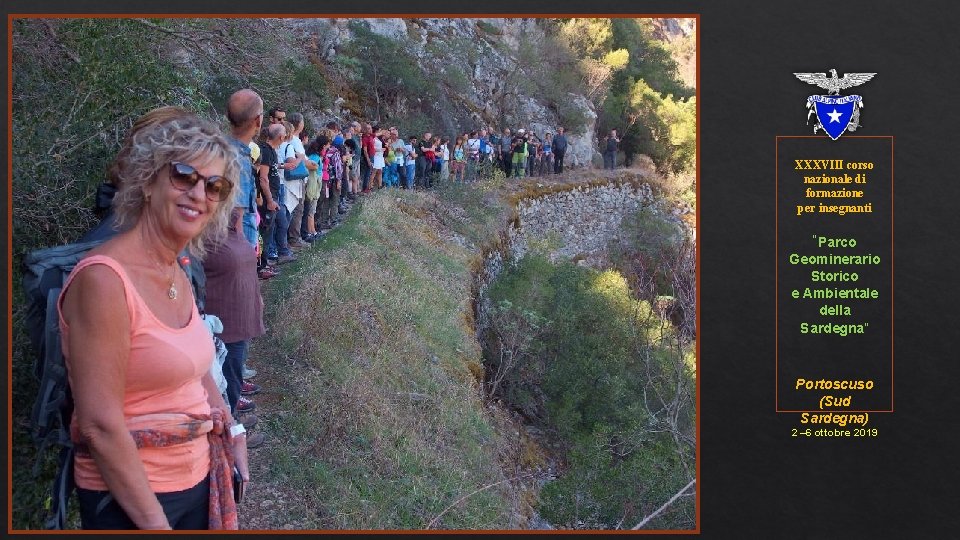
{"left": 141, "top": 229, "right": 178, "bottom": 301}
{"left": 167, "top": 276, "right": 178, "bottom": 300}
{"left": 150, "top": 252, "right": 178, "bottom": 301}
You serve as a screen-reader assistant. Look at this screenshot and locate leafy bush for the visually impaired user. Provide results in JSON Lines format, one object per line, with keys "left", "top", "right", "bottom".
{"left": 476, "top": 20, "right": 503, "bottom": 36}
{"left": 611, "top": 208, "right": 684, "bottom": 294}
{"left": 340, "top": 21, "right": 432, "bottom": 123}
{"left": 579, "top": 17, "right": 696, "bottom": 173}
{"left": 609, "top": 208, "right": 696, "bottom": 340}
{"left": 485, "top": 256, "right": 695, "bottom": 529}
{"left": 283, "top": 57, "right": 331, "bottom": 113}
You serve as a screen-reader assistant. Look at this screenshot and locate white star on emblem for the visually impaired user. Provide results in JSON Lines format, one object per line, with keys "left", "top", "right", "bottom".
{"left": 826, "top": 108, "right": 843, "bottom": 123}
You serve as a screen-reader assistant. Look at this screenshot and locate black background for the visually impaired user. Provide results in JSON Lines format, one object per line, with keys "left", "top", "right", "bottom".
{"left": 3, "top": 0, "right": 960, "bottom": 537}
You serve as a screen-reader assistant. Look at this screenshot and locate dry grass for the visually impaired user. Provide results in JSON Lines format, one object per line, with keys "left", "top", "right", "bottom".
{"left": 243, "top": 187, "right": 518, "bottom": 530}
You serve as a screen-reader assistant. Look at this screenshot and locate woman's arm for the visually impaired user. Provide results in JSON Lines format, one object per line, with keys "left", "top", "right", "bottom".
{"left": 62, "top": 265, "right": 172, "bottom": 530}
{"left": 199, "top": 372, "right": 249, "bottom": 481}
{"left": 283, "top": 153, "right": 305, "bottom": 170}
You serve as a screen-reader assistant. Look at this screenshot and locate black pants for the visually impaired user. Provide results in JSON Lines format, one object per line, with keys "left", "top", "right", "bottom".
{"left": 415, "top": 157, "right": 428, "bottom": 187}
{"left": 554, "top": 149, "right": 566, "bottom": 174}
{"left": 256, "top": 205, "right": 277, "bottom": 270}
{"left": 360, "top": 160, "right": 371, "bottom": 191}
{"left": 78, "top": 476, "right": 210, "bottom": 530}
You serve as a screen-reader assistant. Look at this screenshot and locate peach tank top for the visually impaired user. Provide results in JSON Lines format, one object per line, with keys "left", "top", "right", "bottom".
{"left": 58, "top": 255, "right": 212, "bottom": 493}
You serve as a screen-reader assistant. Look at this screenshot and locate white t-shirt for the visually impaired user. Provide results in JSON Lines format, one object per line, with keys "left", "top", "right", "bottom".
{"left": 441, "top": 144, "right": 450, "bottom": 161}
{"left": 467, "top": 138, "right": 480, "bottom": 157}
{"left": 291, "top": 136, "right": 306, "bottom": 158}
{"left": 390, "top": 139, "right": 405, "bottom": 166}
{"left": 280, "top": 137, "right": 307, "bottom": 211}
{"left": 279, "top": 138, "right": 306, "bottom": 166}
{"left": 277, "top": 141, "right": 291, "bottom": 183}
{"left": 372, "top": 137, "right": 385, "bottom": 169}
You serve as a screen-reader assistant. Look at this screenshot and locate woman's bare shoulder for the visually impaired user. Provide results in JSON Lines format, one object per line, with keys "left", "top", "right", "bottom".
{"left": 62, "top": 237, "right": 134, "bottom": 318}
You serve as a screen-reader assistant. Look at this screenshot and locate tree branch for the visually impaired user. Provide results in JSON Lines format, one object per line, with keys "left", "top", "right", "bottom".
{"left": 631, "top": 478, "right": 696, "bottom": 530}
{"left": 39, "top": 19, "right": 80, "bottom": 64}
{"left": 129, "top": 18, "right": 252, "bottom": 85}
{"left": 425, "top": 472, "right": 536, "bottom": 530}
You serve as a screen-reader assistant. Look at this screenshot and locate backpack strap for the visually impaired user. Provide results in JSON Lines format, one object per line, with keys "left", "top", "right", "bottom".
{"left": 44, "top": 445, "right": 76, "bottom": 530}
{"left": 31, "top": 287, "right": 74, "bottom": 454}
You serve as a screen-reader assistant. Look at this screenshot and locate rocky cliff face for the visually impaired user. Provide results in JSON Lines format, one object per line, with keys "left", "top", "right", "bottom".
{"left": 296, "top": 17, "right": 691, "bottom": 169}
{"left": 302, "top": 18, "right": 602, "bottom": 166}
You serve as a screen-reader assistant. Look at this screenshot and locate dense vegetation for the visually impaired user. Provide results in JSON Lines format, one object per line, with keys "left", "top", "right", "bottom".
{"left": 484, "top": 252, "right": 695, "bottom": 529}
{"left": 556, "top": 18, "right": 696, "bottom": 173}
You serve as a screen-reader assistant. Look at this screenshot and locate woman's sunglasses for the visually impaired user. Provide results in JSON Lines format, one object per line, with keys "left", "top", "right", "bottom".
{"left": 168, "top": 162, "right": 232, "bottom": 202}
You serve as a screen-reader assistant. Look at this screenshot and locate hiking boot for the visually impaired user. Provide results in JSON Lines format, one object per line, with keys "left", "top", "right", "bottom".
{"left": 240, "top": 381, "right": 261, "bottom": 396}
{"left": 289, "top": 239, "right": 309, "bottom": 249}
{"left": 242, "top": 366, "right": 257, "bottom": 379}
{"left": 240, "top": 413, "right": 258, "bottom": 430}
{"left": 245, "top": 431, "right": 266, "bottom": 449}
{"left": 276, "top": 254, "right": 297, "bottom": 265}
{"left": 237, "top": 396, "right": 256, "bottom": 413}
{"left": 258, "top": 267, "right": 279, "bottom": 280}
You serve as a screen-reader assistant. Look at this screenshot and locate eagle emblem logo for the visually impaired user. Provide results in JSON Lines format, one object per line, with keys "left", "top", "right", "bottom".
{"left": 794, "top": 69, "right": 876, "bottom": 140}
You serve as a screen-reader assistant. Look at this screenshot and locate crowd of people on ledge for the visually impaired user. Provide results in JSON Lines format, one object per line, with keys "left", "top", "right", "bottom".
{"left": 248, "top": 106, "right": 582, "bottom": 280}
{"left": 56, "top": 85, "right": 630, "bottom": 529}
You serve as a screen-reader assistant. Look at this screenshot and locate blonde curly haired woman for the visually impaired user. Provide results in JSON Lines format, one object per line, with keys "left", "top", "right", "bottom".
{"left": 58, "top": 107, "right": 248, "bottom": 529}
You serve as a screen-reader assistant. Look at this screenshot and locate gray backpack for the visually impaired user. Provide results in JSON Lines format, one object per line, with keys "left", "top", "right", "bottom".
{"left": 22, "top": 239, "right": 104, "bottom": 529}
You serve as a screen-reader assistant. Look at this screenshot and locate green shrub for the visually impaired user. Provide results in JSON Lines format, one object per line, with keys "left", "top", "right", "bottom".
{"left": 340, "top": 21, "right": 432, "bottom": 122}
{"left": 486, "top": 255, "right": 695, "bottom": 529}
{"left": 610, "top": 208, "right": 683, "bottom": 295}
{"left": 476, "top": 20, "right": 503, "bottom": 36}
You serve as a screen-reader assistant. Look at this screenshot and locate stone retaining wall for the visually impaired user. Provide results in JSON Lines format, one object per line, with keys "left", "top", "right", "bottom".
{"left": 474, "top": 180, "right": 657, "bottom": 333}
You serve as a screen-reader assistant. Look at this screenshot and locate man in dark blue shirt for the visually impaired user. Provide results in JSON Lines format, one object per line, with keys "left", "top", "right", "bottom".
{"left": 603, "top": 129, "right": 621, "bottom": 170}
{"left": 553, "top": 126, "right": 568, "bottom": 174}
